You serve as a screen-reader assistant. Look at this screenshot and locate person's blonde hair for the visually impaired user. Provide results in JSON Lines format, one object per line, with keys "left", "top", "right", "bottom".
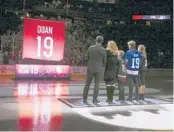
{"left": 138, "top": 45, "right": 147, "bottom": 58}
{"left": 128, "top": 40, "right": 136, "bottom": 49}
{"left": 106, "top": 40, "right": 118, "bottom": 56}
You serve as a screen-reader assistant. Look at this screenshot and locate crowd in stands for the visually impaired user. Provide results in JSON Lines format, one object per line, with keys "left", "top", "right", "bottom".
{"left": 0, "top": 0, "right": 172, "bottom": 68}
{"left": 42, "top": 0, "right": 172, "bottom": 15}
{"left": 43, "top": 0, "right": 67, "bottom": 9}
{"left": 65, "top": 19, "right": 172, "bottom": 68}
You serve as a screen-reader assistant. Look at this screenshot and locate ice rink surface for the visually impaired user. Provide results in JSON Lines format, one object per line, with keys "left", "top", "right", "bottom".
{"left": 0, "top": 76, "right": 173, "bottom": 131}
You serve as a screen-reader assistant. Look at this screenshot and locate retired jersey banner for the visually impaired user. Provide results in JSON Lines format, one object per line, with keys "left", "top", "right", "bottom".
{"left": 23, "top": 18, "right": 65, "bottom": 61}
{"left": 97, "top": 0, "right": 115, "bottom": 4}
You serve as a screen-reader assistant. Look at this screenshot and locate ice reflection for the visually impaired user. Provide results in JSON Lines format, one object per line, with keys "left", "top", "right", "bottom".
{"left": 14, "top": 81, "right": 68, "bottom": 131}
{"left": 14, "top": 80, "right": 69, "bottom": 97}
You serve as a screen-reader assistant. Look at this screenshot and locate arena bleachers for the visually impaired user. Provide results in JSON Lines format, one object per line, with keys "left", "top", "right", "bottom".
{"left": 0, "top": 0, "right": 172, "bottom": 68}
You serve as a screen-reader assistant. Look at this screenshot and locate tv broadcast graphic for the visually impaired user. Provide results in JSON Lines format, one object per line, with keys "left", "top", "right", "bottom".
{"left": 22, "top": 18, "right": 65, "bottom": 61}
{"left": 0, "top": 0, "right": 172, "bottom": 131}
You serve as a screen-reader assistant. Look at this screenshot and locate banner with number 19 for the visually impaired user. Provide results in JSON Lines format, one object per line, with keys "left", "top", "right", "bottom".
{"left": 22, "top": 18, "right": 65, "bottom": 61}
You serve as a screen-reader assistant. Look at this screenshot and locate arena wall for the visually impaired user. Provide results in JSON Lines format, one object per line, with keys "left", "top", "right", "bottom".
{"left": 0, "top": 65, "right": 172, "bottom": 79}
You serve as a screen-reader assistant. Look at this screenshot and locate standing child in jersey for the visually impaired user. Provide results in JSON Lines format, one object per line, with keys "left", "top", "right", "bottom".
{"left": 124, "top": 40, "right": 142, "bottom": 101}
{"left": 117, "top": 50, "right": 127, "bottom": 101}
{"left": 138, "top": 45, "right": 147, "bottom": 100}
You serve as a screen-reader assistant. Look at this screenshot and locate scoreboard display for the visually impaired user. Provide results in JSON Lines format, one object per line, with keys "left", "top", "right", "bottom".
{"left": 132, "top": 15, "right": 171, "bottom": 20}
{"left": 22, "top": 18, "right": 65, "bottom": 61}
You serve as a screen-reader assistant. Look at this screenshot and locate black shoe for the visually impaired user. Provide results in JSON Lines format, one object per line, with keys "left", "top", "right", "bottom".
{"left": 93, "top": 100, "right": 100, "bottom": 104}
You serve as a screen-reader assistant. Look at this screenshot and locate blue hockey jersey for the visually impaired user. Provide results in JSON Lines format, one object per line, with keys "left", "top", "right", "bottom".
{"left": 124, "top": 49, "right": 142, "bottom": 76}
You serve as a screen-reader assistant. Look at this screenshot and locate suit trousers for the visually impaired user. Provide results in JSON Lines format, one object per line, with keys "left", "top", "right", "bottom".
{"left": 83, "top": 70, "right": 102, "bottom": 101}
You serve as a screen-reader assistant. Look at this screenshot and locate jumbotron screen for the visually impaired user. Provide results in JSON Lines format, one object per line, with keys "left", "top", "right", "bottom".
{"left": 22, "top": 18, "right": 65, "bottom": 61}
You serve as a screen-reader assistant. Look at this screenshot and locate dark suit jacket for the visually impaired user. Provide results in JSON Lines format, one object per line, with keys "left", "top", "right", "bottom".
{"left": 87, "top": 44, "right": 107, "bottom": 73}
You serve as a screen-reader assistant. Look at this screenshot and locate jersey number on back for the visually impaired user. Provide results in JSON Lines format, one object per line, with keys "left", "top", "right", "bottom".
{"left": 131, "top": 58, "right": 140, "bottom": 69}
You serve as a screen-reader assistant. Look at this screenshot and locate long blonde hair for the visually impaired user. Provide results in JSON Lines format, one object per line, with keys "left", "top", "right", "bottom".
{"left": 106, "top": 40, "right": 118, "bottom": 56}
{"left": 138, "top": 45, "right": 147, "bottom": 58}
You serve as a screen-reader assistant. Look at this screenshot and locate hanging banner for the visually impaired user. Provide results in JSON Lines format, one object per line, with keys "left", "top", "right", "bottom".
{"left": 23, "top": 18, "right": 65, "bottom": 61}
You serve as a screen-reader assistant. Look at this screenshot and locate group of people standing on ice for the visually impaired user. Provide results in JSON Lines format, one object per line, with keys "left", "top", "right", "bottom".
{"left": 83, "top": 36, "right": 147, "bottom": 104}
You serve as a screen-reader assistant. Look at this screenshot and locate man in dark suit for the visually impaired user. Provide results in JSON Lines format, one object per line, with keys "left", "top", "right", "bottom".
{"left": 83, "top": 36, "right": 107, "bottom": 104}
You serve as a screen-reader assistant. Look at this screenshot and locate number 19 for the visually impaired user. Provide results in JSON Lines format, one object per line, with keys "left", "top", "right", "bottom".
{"left": 131, "top": 58, "right": 140, "bottom": 69}
{"left": 36, "top": 36, "right": 54, "bottom": 58}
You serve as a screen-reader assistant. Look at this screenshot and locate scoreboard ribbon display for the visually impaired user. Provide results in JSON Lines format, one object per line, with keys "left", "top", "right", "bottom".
{"left": 15, "top": 64, "right": 70, "bottom": 79}
{"left": 22, "top": 18, "right": 65, "bottom": 61}
{"left": 132, "top": 15, "right": 171, "bottom": 20}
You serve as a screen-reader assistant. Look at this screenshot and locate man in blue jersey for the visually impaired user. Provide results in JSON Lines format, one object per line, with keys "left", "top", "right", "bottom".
{"left": 124, "top": 40, "right": 142, "bottom": 101}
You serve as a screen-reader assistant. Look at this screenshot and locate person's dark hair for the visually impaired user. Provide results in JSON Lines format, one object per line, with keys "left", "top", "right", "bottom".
{"left": 96, "top": 36, "right": 104, "bottom": 44}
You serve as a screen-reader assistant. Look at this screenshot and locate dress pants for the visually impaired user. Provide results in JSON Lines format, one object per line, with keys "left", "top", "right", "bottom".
{"left": 83, "top": 70, "right": 101, "bottom": 102}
